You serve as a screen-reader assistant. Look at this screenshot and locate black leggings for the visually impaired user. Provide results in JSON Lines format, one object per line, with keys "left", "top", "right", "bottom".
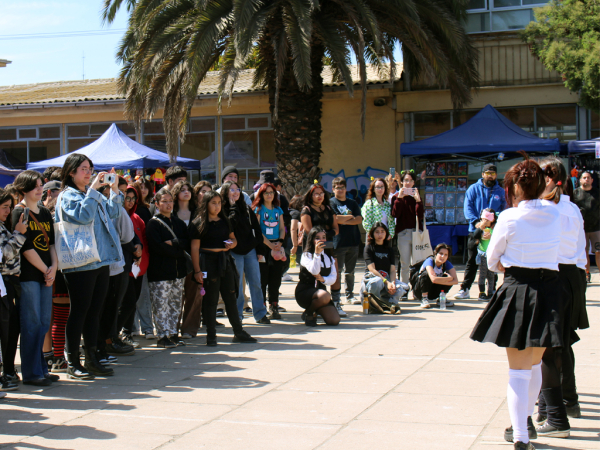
{"left": 118, "top": 275, "right": 144, "bottom": 334}
{"left": 202, "top": 263, "right": 243, "bottom": 339}
{"left": 64, "top": 265, "right": 110, "bottom": 353}
{"left": 0, "top": 275, "right": 20, "bottom": 375}
{"left": 98, "top": 271, "right": 129, "bottom": 346}
{"left": 260, "top": 251, "right": 284, "bottom": 304}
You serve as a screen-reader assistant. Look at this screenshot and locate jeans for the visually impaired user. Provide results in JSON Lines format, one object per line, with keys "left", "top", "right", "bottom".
{"left": 232, "top": 250, "right": 268, "bottom": 321}
{"left": 135, "top": 273, "right": 154, "bottom": 334}
{"left": 396, "top": 228, "right": 414, "bottom": 284}
{"left": 332, "top": 246, "right": 359, "bottom": 295}
{"left": 364, "top": 277, "right": 404, "bottom": 304}
{"left": 19, "top": 281, "right": 53, "bottom": 381}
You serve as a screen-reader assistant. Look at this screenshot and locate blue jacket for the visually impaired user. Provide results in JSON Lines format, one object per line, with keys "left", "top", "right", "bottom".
{"left": 56, "top": 186, "right": 123, "bottom": 273}
{"left": 464, "top": 178, "right": 506, "bottom": 232}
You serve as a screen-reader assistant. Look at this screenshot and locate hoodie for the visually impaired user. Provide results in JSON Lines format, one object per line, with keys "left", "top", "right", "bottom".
{"left": 126, "top": 185, "right": 149, "bottom": 276}
{"left": 464, "top": 178, "right": 507, "bottom": 232}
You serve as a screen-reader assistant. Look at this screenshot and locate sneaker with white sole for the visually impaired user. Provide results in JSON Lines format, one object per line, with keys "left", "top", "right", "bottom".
{"left": 453, "top": 288, "right": 470, "bottom": 299}
{"left": 420, "top": 298, "right": 431, "bottom": 309}
{"left": 535, "top": 422, "right": 570, "bottom": 438}
{"left": 281, "top": 273, "right": 293, "bottom": 282}
{"left": 335, "top": 303, "right": 348, "bottom": 318}
{"left": 144, "top": 331, "right": 157, "bottom": 340}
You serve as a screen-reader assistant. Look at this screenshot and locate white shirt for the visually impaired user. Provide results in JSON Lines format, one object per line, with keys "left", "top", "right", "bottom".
{"left": 300, "top": 252, "right": 337, "bottom": 286}
{"left": 487, "top": 199, "right": 561, "bottom": 272}
{"left": 541, "top": 195, "right": 587, "bottom": 270}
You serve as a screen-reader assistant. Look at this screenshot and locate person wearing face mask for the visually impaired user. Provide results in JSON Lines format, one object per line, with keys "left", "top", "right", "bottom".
{"left": 454, "top": 163, "right": 506, "bottom": 300}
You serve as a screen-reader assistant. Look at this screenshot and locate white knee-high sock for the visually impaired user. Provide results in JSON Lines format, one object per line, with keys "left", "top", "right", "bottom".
{"left": 528, "top": 362, "right": 542, "bottom": 417}
{"left": 507, "top": 369, "right": 532, "bottom": 443}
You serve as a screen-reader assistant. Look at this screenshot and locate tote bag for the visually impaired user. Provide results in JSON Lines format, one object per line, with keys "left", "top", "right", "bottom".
{"left": 412, "top": 215, "right": 433, "bottom": 262}
{"left": 54, "top": 193, "right": 101, "bottom": 270}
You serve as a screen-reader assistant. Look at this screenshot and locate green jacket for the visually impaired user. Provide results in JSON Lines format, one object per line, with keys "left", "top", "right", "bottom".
{"left": 361, "top": 198, "right": 395, "bottom": 239}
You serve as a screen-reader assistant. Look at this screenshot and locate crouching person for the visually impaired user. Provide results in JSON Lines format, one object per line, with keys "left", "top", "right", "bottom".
{"left": 413, "top": 243, "right": 458, "bottom": 308}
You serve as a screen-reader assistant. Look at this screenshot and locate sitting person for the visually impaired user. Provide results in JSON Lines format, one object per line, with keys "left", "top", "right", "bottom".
{"left": 413, "top": 243, "right": 458, "bottom": 308}
{"left": 295, "top": 227, "right": 340, "bottom": 327}
{"left": 361, "top": 222, "right": 408, "bottom": 311}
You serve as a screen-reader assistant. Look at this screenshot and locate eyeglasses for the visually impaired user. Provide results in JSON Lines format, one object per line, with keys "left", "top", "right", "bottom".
{"left": 313, "top": 191, "right": 325, "bottom": 196}
{"left": 230, "top": 189, "right": 240, "bottom": 193}
{"left": 79, "top": 167, "right": 93, "bottom": 174}
{"left": 125, "top": 196, "right": 137, "bottom": 202}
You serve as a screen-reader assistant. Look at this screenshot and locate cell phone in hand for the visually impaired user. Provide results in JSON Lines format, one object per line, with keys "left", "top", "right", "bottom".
{"left": 324, "top": 241, "right": 334, "bottom": 249}
{"left": 224, "top": 239, "right": 233, "bottom": 245}
{"left": 104, "top": 173, "right": 116, "bottom": 184}
{"left": 390, "top": 167, "right": 395, "bottom": 177}
{"left": 404, "top": 188, "right": 415, "bottom": 196}
{"left": 23, "top": 207, "right": 30, "bottom": 223}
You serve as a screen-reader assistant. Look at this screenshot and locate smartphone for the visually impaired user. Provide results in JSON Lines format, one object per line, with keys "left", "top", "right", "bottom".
{"left": 390, "top": 167, "right": 395, "bottom": 177}
{"left": 23, "top": 207, "right": 30, "bottom": 223}
{"left": 324, "top": 241, "right": 334, "bottom": 249}
{"left": 224, "top": 239, "right": 233, "bottom": 245}
{"left": 105, "top": 173, "right": 116, "bottom": 184}
{"left": 404, "top": 188, "right": 415, "bottom": 196}
{"left": 202, "top": 272, "right": 207, "bottom": 278}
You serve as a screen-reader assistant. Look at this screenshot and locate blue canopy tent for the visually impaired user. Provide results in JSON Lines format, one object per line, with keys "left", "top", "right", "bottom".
{"left": 567, "top": 137, "right": 600, "bottom": 155}
{"left": 401, "top": 104, "right": 562, "bottom": 157}
{"left": 27, "top": 123, "right": 200, "bottom": 172}
{"left": 0, "top": 163, "right": 22, "bottom": 187}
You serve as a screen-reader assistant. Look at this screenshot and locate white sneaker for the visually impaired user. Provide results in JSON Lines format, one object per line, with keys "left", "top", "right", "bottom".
{"left": 282, "top": 273, "right": 293, "bottom": 282}
{"left": 453, "top": 288, "right": 470, "bottom": 299}
{"left": 420, "top": 298, "right": 431, "bottom": 309}
{"left": 336, "top": 303, "right": 348, "bottom": 317}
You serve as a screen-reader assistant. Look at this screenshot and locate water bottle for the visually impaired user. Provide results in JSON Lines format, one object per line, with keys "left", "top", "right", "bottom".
{"left": 440, "top": 291, "right": 446, "bottom": 310}
{"left": 290, "top": 253, "right": 297, "bottom": 268}
{"left": 362, "top": 294, "right": 370, "bottom": 315}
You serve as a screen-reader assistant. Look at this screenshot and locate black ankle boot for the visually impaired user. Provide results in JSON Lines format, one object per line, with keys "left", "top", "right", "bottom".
{"left": 66, "top": 352, "right": 95, "bottom": 380}
{"left": 84, "top": 346, "right": 114, "bottom": 376}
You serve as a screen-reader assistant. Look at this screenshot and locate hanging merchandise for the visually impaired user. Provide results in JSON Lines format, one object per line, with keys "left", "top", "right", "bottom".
{"left": 153, "top": 168, "right": 165, "bottom": 184}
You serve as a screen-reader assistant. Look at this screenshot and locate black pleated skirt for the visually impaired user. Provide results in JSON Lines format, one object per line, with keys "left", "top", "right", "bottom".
{"left": 295, "top": 281, "right": 327, "bottom": 309}
{"left": 470, "top": 266, "right": 569, "bottom": 350}
{"left": 560, "top": 264, "right": 589, "bottom": 344}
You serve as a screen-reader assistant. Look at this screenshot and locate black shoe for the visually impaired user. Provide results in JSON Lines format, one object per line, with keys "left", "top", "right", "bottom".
{"left": 305, "top": 314, "right": 317, "bottom": 327}
{"left": 586, "top": 271, "right": 591, "bottom": 283}
{"left": 301, "top": 310, "right": 307, "bottom": 321}
{"left": 4, "top": 370, "right": 20, "bottom": 383}
{"left": 66, "top": 352, "right": 95, "bottom": 380}
{"left": 206, "top": 337, "right": 217, "bottom": 347}
{"left": 243, "top": 307, "right": 252, "bottom": 314}
{"left": 257, "top": 315, "right": 271, "bottom": 324}
{"left": 44, "top": 373, "right": 60, "bottom": 382}
{"left": 535, "top": 413, "right": 547, "bottom": 425}
{"left": 478, "top": 292, "right": 489, "bottom": 302}
{"left": 215, "top": 321, "right": 225, "bottom": 328}
{"left": 157, "top": 336, "right": 177, "bottom": 348}
{"left": 170, "top": 335, "right": 186, "bottom": 346}
{"left": 400, "top": 292, "right": 408, "bottom": 301}
{"left": 216, "top": 309, "right": 225, "bottom": 317}
{"left": 84, "top": 347, "right": 115, "bottom": 376}
{"left": 106, "top": 340, "right": 135, "bottom": 356}
{"left": 23, "top": 378, "right": 52, "bottom": 387}
{"left": 566, "top": 403, "right": 581, "bottom": 418}
{"left": 514, "top": 442, "right": 535, "bottom": 450}
{"left": 0, "top": 375, "right": 18, "bottom": 392}
{"left": 51, "top": 357, "right": 68, "bottom": 373}
{"left": 269, "top": 304, "right": 282, "bottom": 320}
{"left": 232, "top": 331, "right": 257, "bottom": 343}
{"left": 504, "top": 417, "right": 537, "bottom": 442}
{"left": 535, "top": 422, "right": 570, "bottom": 438}
{"left": 96, "top": 348, "right": 118, "bottom": 364}
{"left": 277, "top": 305, "right": 287, "bottom": 312}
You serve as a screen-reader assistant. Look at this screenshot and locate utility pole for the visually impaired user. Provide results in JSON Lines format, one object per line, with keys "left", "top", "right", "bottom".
{"left": 82, "top": 52, "right": 85, "bottom": 80}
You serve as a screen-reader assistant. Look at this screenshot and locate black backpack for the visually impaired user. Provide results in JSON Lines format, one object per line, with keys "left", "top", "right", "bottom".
{"left": 409, "top": 257, "right": 447, "bottom": 291}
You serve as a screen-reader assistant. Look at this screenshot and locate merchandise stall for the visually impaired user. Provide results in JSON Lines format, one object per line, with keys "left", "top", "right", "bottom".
{"left": 401, "top": 104, "right": 562, "bottom": 254}
{"left": 568, "top": 138, "right": 600, "bottom": 189}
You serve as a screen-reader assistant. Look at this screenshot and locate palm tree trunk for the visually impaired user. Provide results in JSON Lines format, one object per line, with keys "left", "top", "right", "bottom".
{"left": 263, "top": 37, "right": 325, "bottom": 199}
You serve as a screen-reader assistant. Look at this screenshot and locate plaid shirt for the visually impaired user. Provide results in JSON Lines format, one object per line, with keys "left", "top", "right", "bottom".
{"left": 0, "top": 222, "right": 26, "bottom": 276}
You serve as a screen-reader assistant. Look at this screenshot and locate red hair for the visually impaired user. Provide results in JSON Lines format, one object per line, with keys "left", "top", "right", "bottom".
{"left": 251, "top": 183, "right": 280, "bottom": 209}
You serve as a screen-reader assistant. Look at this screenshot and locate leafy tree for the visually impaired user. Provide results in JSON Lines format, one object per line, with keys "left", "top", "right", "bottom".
{"left": 522, "top": 0, "right": 600, "bottom": 112}
{"left": 103, "top": 0, "right": 479, "bottom": 196}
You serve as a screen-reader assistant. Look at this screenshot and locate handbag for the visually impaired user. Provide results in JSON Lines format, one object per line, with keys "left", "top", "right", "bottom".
{"left": 151, "top": 217, "right": 193, "bottom": 274}
{"left": 54, "top": 193, "right": 101, "bottom": 270}
{"left": 412, "top": 214, "right": 433, "bottom": 263}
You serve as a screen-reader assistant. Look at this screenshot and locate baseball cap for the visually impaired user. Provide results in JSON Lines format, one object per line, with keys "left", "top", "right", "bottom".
{"left": 483, "top": 163, "right": 497, "bottom": 173}
{"left": 43, "top": 180, "right": 61, "bottom": 193}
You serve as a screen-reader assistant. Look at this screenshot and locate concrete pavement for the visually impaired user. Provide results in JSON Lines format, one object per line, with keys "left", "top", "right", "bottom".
{"left": 1, "top": 262, "right": 598, "bottom": 449}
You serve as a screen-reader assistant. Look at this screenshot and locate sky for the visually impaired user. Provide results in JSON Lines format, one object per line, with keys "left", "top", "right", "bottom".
{"left": 0, "top": 1, "right": 402, "bottom": 87}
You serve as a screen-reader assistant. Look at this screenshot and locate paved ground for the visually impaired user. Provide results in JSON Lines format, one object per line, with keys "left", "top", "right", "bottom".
{"left": 1, "top": 262, "right": 598, "bottom": 449}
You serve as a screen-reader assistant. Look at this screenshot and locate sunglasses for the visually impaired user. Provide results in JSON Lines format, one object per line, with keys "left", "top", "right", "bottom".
{"left": 125, "top": 196, "right": 137, "bottom": 202}
{"left": 484, "top": 171, "right": 497, "bottom": 176}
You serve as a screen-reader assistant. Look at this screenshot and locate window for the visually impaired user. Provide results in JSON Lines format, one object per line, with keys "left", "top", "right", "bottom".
{"left": 590, "top": 110, "right": 599, "bottom": 139}
{"left": 180, "top": 118, "right": 217, "bottom": 184}
{"left": 142, "top": 121, "right": 167, "bottom": 153}
{"left": 413, "top": 113, "right": 451, "bottom": 140}
{"left": 465, "top": 0, "right": 548, "bottom": 33}
{"left": 220, "top": 115, "right": 276, "bottom": 189}
{"left": 0, "top": 125, "right": 61, "bottom": 169}
{"left": 67, "top": 122, "right": 136, "bottom": 153}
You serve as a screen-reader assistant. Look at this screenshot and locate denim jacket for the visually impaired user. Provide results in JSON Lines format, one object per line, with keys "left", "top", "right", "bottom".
{"left": 55, "top": 186, "right": 123, "bottom": 273}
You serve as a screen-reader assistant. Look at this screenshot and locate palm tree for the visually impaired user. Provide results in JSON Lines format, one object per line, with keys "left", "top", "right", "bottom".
{"left": 103, "top": 0, "right": 479, "bottom": 197}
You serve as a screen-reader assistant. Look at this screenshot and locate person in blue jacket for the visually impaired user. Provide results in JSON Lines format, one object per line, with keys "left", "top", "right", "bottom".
{"left": 454, "top": 163, "right": 506, "bottom": 300}
{"left": 56, "top": 154, "right": 124, "bottom": 380}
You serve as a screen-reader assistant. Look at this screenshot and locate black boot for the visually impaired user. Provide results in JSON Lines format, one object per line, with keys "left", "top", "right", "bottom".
{"left": 66, "top": 352, "right": 95, "bottom": 380}
{"left": 84, "top": 346, "right": 114, "bottom": 376}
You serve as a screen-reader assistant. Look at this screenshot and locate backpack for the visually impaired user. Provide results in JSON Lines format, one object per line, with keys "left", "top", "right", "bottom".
{"left": 366, "top": 293, "right": 401, "bottom": 315}
{"left": 409, "top": 257, "right": 446, "bottom": 291}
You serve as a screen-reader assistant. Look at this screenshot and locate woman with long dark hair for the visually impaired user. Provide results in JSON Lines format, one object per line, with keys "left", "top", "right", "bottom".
{"left": 172, "top": 180, "right": 198, "bottom": 225}
{"left": 470, "top": 157, "right": 565, "bottom": 450}
{"left": 300, "top": 184, "right": 338, "bottom": 246}
{"left": 295, "top": 226, "right": 340, "bottom": 327}
{"left": 57, "top": 154, "right": 123, "bottom": 379}
{"left": 361, "top": 177, "right": 394, "bottom": 240}
{"left": 133, "top": 181, "right": 152, "bottom": 224}
{"left": 190, "top": 191, "right": 256, "bottom": 346}
{"left": 193, "top": 181, "right": 212, "bottom": 206}
{"left": 221, "top": 181, "right": 269, "bottom": 324}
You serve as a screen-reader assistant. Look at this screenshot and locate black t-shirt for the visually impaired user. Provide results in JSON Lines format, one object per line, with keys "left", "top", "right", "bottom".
{"left": 364, "top": 243, "right": 395, "bottom": 278}
{"left": 11, "top": 206, "right": 55, "bottom": 283}
{"left": 572, "top": 187, "right": 599, "bottom": 232}
{"left": 290, "top": 209, "right": 301, "bottom": 222}
{"left": 330, "top": 197, "right": 362, "bottom": 248}
{"left": 190, "top": 218, "right": 231, "bottom": 249}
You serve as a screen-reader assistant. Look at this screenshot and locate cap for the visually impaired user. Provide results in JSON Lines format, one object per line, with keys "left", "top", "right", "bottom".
{"left": 221, "top": 166, "right": 239, "bottom": 182}
{"left": 483, "top": 163, "right": 497, "bottom": 173}
{"left": 43, "top": 180, "right": 61, "bottom": 193}
{"left": 258, "top": 170, "right": 275, "bottom": 185}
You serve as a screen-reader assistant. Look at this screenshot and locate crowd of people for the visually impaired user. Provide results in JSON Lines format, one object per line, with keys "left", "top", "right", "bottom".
{"left": 0, "top": 154, "right": 595, "bottom": 450}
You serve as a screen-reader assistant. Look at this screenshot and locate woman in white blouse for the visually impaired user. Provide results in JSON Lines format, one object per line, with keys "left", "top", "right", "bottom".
{"left": 470, "top": 157, "right": 566, "bottom": 450}
{"left": 295, "top": 227, "right": 340, "bottom": 327}
{"left": 534, "top": 157, "right": 588, "bottom": 438}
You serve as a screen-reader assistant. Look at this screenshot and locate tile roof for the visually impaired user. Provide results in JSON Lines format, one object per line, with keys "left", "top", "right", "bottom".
{"left": 0, "top": 64, "right": 399, "bottom": 107}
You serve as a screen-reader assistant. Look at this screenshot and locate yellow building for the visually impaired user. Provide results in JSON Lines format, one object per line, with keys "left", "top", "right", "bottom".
{"left": 0, "top": 60, "right": 11, "bottom": 68}
{"left": 0, "top": 3, "right": 598, "bottom": 191}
